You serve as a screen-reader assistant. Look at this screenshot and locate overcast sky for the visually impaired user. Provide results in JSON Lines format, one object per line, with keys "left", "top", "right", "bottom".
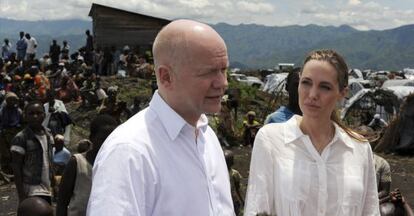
{"left": 1, "top": 0, "right": 414, "bottom": 30}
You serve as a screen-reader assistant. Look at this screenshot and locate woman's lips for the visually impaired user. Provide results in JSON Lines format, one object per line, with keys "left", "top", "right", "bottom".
{"left": 304, "top": 103, "right": 320, "bottom": 109}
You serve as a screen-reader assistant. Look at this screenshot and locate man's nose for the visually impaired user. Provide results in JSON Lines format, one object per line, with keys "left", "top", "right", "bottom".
{"left": 213, "top": 71, "right": 228, "bottom": 89}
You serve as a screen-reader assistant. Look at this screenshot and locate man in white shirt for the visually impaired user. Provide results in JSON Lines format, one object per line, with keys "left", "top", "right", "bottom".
{"left": 87, "top": 19, "right": 234, "bottom": 216}
{"left": 25, "top": 33, "right": 38, "bottom": 59}
{"left": 42, "top": 91, "right": 71, "bottom": 145}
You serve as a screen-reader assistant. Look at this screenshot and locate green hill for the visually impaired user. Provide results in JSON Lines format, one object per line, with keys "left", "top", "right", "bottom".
{"left": 1, "top": 18, "right": 413, "bottom": 70}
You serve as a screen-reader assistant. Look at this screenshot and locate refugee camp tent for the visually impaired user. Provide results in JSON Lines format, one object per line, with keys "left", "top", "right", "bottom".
{"left": 382, "top": 79, "right": 414, "bottom": 88}
{"left": 375, "top": 93, "right": 414, "bottom": 154}
{"left": 349, "top": 68, "right": 364, "bottom": 80}
{"left": 384, "top": 86, "right": 414, "bottom": 99}
{"left": 262, "top": 73, "right": 288, "bottom": 94}
{"left": 341, "top": 89, "right": 399, "bottom": 125}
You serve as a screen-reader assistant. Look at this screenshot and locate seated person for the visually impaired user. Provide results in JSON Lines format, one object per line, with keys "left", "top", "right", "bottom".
{"left": 357, "top": 125, "right": 391, "bottom": 196}
{"left": 368, "top": 113, "right": 388, "bottom": 131}
{"left": 98, "top": 86, "right": 131, "bottom": 123}
{"left": 243, "top": 111, "right": 261, "bottom": 147}
{"left": 380, "top": 188, "right": 413, "bottom": 216}
{"left": 56, "top": 76, "right": 80, "bottom": 103}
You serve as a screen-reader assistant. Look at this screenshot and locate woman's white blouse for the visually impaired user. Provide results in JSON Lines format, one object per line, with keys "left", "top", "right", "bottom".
{"left": 244, "top": 115, "right": 380, "bottom": 216}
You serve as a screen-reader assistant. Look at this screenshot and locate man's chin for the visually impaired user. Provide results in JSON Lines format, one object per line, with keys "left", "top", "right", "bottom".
{"left": 203, "top": 106, "right": 221, "bottom": 114}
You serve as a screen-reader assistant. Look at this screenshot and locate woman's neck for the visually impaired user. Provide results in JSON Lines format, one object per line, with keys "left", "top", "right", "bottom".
{"left": 299, "top": 115, "right": 335, "bottom": 154}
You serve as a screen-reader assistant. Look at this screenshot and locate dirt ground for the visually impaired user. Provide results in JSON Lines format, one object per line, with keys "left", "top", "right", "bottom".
{"left": 1, "top": 147, "right": 413, "bottom": 215}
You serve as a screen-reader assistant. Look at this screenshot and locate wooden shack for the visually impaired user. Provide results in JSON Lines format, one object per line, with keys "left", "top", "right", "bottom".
{"left": 88, "top": 3, "right": 170, "bottom": 53}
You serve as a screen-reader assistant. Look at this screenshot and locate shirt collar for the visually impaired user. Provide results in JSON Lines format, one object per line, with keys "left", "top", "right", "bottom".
{"left": 334, "top": 123, "right": 356, "bottom": 149}
{"left": 283, "top": 115, "right": 306, "bottom": 144}
{"left": 283, "top": 115, "right": 355, "bottom": 149}
{"left": 149, "top": 91, "right": 208, "bottom": 141}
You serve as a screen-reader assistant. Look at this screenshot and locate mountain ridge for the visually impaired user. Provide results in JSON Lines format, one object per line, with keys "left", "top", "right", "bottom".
{"left": 0, "top": 18, "right": 413, "bottom": 70}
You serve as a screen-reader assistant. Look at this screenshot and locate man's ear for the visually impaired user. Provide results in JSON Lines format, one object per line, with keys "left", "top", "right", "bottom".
{"left": 156, "top": 65, "right": 174, "bottom": 89}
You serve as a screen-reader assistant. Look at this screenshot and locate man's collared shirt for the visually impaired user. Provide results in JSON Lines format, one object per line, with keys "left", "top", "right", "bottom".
{"left": 245, "top": 115, "right": 380, "bottom": 216}
{"left": 87, "top": 91, "right": 234, "bottom": 216}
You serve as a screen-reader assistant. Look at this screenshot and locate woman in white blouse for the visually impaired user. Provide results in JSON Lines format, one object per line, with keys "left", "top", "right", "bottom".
{"left": 244, "top": 49, "right": 380, "bottom": 216}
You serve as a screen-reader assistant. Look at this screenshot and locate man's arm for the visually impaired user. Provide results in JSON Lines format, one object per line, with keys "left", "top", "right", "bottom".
{"left": 404, "top": 200, "right": 414, "bottom": 216}
{"left": 56, "top": 157, "right": 77, "bottom": 216}
{"left": 233, "top": 172, "right": 245, "bottom": 204}
{"left": 11, "top": 152, "right": 26, "bottom": 203}
{"left": 378, "top": 158, "right": 392, "bottom": 195}
{"left": 86, "top": 142, "right": 158, "bottom": 216}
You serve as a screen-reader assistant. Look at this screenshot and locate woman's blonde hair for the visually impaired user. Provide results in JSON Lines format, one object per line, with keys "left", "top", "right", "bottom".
{"left": 302, "top": 49, "right": 365, "bottom": 142}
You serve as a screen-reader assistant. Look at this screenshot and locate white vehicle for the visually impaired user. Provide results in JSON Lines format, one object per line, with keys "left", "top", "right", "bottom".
{"left": 230, "top": 73, "right": 264, "bottom": 88}
{"left": 382, "top": 79, "right": 414, "bottom": 88}
{"left": 403, "top": 68, "right": 414, "bottom": 80}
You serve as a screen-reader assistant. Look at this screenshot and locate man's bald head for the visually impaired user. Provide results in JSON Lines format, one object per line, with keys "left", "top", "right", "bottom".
{"left": 152, "top": 19, "right": 227, "bottom": 72}
{"left": 17, "top": 197, "right": 53, "bottom": 216}
{"left": 152, "top": 19, "right": 229, "bottom": 125}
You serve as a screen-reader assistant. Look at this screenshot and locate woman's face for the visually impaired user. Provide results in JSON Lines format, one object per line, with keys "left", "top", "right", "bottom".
{"left": 298, "top": 60, "right": 347, "bottom": 120}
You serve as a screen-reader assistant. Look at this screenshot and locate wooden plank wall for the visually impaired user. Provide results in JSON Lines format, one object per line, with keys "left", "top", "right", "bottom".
{"left": 91, "top": 6, "right": 168, "bottom": 52}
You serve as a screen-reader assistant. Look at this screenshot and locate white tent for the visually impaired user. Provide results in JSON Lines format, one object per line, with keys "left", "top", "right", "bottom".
{"left": 262, "top": 73, "right": 288, "bottom": 94}
{"left": 384, "top": 86, "right": 414, "bottom": 99}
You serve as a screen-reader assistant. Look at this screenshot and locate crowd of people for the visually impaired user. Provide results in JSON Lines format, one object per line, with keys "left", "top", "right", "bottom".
{"left": 0, "top": 27, "right": 157, "bottom": 215}
{"left": 0, "top": 19, "right": 413, "bottom": 216}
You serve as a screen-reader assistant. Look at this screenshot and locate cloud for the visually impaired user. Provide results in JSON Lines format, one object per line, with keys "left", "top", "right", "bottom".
{"left": 236, "top": 1, "right": 275, "bottom": 14}
{"left": 297, "top": 0, "right": 414, "bottom": 30}
{"left": 0, "top": 0, "right": 413, "bottom": 30}
{"left": 348, "top": 0, "right": 361, "bottom": 6}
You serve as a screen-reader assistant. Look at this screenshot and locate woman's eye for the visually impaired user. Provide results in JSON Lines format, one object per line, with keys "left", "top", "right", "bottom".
{"left": 301, "top": 80, "right": 311, "bottom": 85}
{"left": 321, "top": 85, "right": 331, "bottom": 90}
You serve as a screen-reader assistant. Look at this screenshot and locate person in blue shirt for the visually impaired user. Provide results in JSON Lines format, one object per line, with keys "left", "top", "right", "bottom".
{"left": 52, "top": 134, "right": 71, "bottom": 175}
{"left": 264, "top": 67, "right": 302, "bottom": 124}
{"left": 16, "top": 32, "right": 27, "bottom": 61}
